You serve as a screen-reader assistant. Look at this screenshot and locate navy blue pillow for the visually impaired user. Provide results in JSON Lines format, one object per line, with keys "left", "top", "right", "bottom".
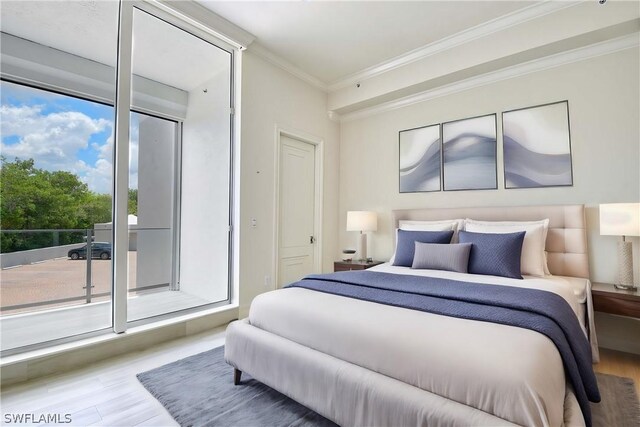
{"left": 392, "top": 229, "right": 454, "bottom": 267}
{"left": 458, "top": 230, "right": 526, "bottom": 279}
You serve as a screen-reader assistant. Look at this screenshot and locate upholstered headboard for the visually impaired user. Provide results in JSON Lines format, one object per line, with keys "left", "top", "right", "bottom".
{"left": 392, "top": 204, "right": 590, "bottom": 279}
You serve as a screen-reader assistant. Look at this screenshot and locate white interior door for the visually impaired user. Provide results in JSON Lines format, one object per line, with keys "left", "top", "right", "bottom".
{"left": 278, "top": 136, "right": 316, "bottom": 287}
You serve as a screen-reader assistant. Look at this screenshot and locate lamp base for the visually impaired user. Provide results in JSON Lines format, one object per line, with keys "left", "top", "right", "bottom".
{"left": 357, "top": 232, "right": 367, "bottom": 262}
{"left": 616, "top": 240, "right": 635, "bottom": 288}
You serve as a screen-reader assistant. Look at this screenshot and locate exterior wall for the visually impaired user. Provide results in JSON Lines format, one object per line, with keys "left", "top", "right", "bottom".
{"left": 0, "top": 244, "right": 83, "bottom": 269}
{"left": 94, "top": 226, "right": 137, "bottom": 251}
{"left": 136, "top": 116, "right": 175, "bottom": 289}
{"left": 180, "top": 71, "right": 232, "bottom": 302}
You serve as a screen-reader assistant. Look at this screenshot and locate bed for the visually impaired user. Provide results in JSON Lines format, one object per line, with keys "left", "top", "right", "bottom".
{"left": 225, "top": 204, "right": 600, "bottom": 426}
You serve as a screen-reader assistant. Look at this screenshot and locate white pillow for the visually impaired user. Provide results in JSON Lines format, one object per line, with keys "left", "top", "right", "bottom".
{"left": 544, "top": 251, "right": 551, "bottom": 275}
{"left": 390, "top": 220, "right": 462, "bottom": 263}
{"left": 464, "top": 218, "right": 549, "bottom": 277}
{"left": 399, "top": 219, "right": 464, "bottom": 233}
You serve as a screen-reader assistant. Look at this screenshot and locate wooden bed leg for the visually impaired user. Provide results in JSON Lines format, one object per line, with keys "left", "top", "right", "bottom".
{"left": 234, "top": 368, "right": 242, "bottom": 385}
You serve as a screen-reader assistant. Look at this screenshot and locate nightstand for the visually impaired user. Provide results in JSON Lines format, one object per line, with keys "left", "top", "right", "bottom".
{"left": 592, "top": 282, "right": 640, "bottom": 319}
{"left": 334, "top": 260, "right": 384, "bottom": 272}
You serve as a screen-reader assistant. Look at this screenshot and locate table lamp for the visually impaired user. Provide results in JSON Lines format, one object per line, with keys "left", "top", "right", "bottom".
{"left": 346, "top": 211, "right": 377, "bottom": 261}
{"left": 600, "top": 203, "right": 640, "bottom": 290}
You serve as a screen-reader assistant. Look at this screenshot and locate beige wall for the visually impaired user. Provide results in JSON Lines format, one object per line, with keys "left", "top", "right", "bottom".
{"left": 238, "top": 51, "right": 340, "bottom": 316}
{"left": 340, "top": 48, "right": 640, "bottom": 285}
{"left": 339, "top": 48, "right": 640, "bottom": 353}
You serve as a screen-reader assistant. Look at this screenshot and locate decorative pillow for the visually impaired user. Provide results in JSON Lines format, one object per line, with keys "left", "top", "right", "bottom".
{"left": 464, "top": 219, "right": 549, "bottom": 277}
{"left": 392, "top": 230, "right": 454, "bottom": 267}
{"left": 458, "top": 230, "right": 526, "bottom": 279}
{"left": 390, "top": 219, "right": 464, "bottom": 263}
{"left": 411, "top": 242, "right": 472, "bottom": 273}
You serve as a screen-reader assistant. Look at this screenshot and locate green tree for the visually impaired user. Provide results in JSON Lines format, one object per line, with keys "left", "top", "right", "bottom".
{"left": 79, "top": 193, "right": 112, "bottom": 226}
{"left": 128, "top": 188, "right": 138, "bottom": 216}
{"left": 0, "top": 157, "right": 113, "bottom": 252}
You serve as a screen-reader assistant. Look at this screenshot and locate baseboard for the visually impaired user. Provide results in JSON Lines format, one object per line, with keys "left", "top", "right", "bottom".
{"left": 0, "top": 306, "right": 238, "bottom": 386}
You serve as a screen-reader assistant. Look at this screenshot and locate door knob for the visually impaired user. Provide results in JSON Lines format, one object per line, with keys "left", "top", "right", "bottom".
{"left": 310, "top": 236, "right": 316, "bottom": 244}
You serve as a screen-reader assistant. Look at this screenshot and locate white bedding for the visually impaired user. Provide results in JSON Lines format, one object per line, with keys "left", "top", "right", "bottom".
{"left": 369, "top": 264, "right": 599, "bottom": 360}
{"left": 372, "top": 263, "right": 585, "bottom": 316}
{"left": 248, "top": 265, "right": 597, "bottom": 426}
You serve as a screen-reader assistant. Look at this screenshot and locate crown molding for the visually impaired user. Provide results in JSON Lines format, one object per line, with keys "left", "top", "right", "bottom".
{"left": 327, "top": 1, "right": 580, "bottom": 92}
{"left": 152, "top": 0, "right": 255, "bottom": 49}
{"left": 338, "top": 32, "right": 639, "bottom": 123}
{"left": 248, "top": 43, "right": 328, "bottom": 92}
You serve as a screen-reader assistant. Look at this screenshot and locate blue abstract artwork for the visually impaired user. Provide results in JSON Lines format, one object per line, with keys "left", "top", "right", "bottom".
{"left": 502, "top": 101, "right": 572, "bottom": 188}
{"left": 442, "top": 114, "right": 497, "bottom": 191}
{"left": 399, "top": 124, "right": 441, "bottom": 193}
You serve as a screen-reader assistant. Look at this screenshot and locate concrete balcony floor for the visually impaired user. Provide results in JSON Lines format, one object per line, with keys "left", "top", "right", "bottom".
{"left": 0, "top": 290, "right": 212, "bottom": 352}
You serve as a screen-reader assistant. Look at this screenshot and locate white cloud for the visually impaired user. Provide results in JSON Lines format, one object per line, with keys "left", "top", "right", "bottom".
{"left": 84, "top": 130, "right": 114, "bottom": 194}
{"left": 1, "top": 104, "right": 148, "bottom": 195}
{"left": 0, "top": 104, "right": 114, "bottom": 193}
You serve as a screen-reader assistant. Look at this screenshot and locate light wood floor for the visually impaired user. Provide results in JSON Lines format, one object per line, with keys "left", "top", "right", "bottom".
{"left": 0, "top": 327, "right": 226, "bottom": 426}
{"left": 594, "top": 347, "right": 640, "bottom": 396}
{"left": 1, "top": 328, "right": 639, "bottom": 426}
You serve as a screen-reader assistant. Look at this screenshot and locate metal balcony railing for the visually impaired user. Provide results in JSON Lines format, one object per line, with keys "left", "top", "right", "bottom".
{"left": 0, "top": 228, "right": 169, "bottom": 314}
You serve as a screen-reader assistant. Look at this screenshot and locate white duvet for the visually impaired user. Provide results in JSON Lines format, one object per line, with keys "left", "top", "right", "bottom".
{"left": 371, "top": 264, "right": 599, "bottom": 358}
{"left": 248, "top": 264, "right": 597, "bottom": 427}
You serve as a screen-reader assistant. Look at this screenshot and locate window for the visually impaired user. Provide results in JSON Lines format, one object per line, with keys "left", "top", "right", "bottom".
{"left": 0, "top": 81, "right": 114, "bottom": 350}
{"left": 0, "top": 1, "right": 235, "bottom": 354}
{"left": 127, "top": 8, "right": 232, "bottom": 323}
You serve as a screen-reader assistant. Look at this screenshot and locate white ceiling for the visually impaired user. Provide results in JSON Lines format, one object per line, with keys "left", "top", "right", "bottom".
{"left": 0, "top": 1, "right": 229, "bottom": 92}
{"left": 199, "top": 1, "right": 537, "bottom": 84}
{"left": 1, "top": 1, "right": 539, "bottom": 89}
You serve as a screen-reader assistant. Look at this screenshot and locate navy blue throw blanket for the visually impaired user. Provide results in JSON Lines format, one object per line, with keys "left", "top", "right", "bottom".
{"left": 285, "top": 271, "right": 600, "bottom": 426}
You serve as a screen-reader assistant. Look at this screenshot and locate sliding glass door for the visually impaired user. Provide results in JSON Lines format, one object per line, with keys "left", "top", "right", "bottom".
{"left": 0, "top": 1, "right": 118, "bottom": 352}
{"left": 126, "top": 7, "right": 232, "bottom": 323}
{"left": 0, "top": 0, "right": 235, "bottom": 354}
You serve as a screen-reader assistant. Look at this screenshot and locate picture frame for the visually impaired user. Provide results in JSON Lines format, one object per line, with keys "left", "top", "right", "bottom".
{"left": 502, "top": 100, "right": 573, "bottom": 189}
{"left": 399, "top": 123, "right": 441, "bottom": 193}
{"left": 442, "top": 113, "right": 497, "bottom": 191}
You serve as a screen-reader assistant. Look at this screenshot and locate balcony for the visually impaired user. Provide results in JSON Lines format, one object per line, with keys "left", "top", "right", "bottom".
{"left": 0, "top": 230, "right": 211, "bottom": 353}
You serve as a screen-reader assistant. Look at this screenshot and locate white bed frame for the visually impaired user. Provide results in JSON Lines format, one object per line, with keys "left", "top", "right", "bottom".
{"left": 225, "top": 204, "right": 590, "bottom": 426}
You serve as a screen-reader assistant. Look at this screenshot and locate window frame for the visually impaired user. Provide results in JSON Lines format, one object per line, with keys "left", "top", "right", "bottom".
{"left": 0, "top": 0, "right": 237, "bottom": 354}
{"left": 118, "top": 2, "right": 236, "bottom": 329}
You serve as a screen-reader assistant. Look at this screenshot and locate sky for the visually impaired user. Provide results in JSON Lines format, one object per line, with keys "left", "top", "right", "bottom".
{"left": 0, "top": 80, "right": 139, "bottom": 194}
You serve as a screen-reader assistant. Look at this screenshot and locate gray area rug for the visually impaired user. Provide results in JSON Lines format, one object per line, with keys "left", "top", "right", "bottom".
{"left": 592, "top": 372, "right": 640, "bottom": 427}
{"left": 138, "top": 346, "right": 639, "bottom": 427}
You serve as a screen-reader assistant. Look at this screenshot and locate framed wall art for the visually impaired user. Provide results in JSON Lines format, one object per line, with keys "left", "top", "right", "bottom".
{"left": 442, "top": 114, "right": 497, "bottom": 191}
{"left": 399, "top": 123, "right": 441, "bottom": 193}
{"left": 502, "top": 100, "right": 573, "bottom": 189}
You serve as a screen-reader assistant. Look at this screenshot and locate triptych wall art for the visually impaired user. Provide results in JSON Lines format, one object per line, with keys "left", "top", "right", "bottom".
{"left": 442, "top": 114, "right": 497, "bottom": 191}
{"left": 399, "top": 100, "right": 572, "bottom": 193}
{"left": 399, "top": 124, "right": 441, "bottom": 193}
{"left": 502, "top": 101, "right": 573, "bottom": 188}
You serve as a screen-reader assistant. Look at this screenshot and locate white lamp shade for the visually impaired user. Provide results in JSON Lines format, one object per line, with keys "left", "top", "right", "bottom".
{"left": 600, "top": 203, "right": 640, "bottom": 236}
{"left": 346, "top": 211, "right": 377, "bottom": 232}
